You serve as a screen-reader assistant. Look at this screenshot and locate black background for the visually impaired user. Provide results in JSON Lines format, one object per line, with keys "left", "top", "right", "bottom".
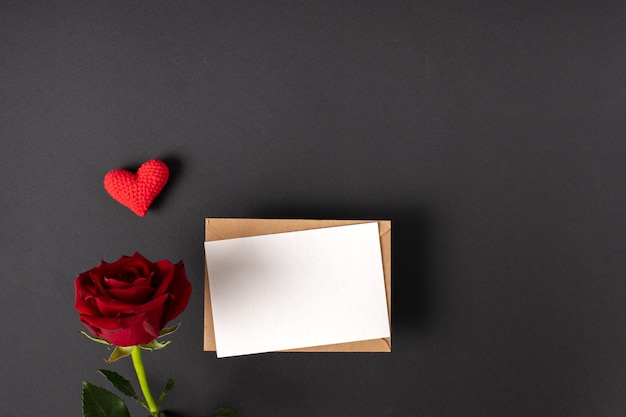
{"left": 1, "top": 1, "right": 625, "bottom": 416}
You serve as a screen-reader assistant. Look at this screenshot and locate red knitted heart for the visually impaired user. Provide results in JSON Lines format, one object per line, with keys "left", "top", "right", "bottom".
{"left": 103, "top": 159, "right": 169, "bottom": 217}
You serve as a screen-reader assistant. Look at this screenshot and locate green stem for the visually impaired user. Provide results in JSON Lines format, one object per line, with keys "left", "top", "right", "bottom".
{"left": 131, "top": 346, "right": 160, "bottom": 414}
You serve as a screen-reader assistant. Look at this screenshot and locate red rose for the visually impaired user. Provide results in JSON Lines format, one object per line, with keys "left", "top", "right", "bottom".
{"left": 74, "top": 252, "right": 192, "bottom": 347}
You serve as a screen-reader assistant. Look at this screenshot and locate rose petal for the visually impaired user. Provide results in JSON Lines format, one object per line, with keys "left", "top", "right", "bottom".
{"left": 108, "top": 284, "right": 155, "bottom": 304}
{"left": 163, "top": 261, "right": 192, "bottom": 323}
{"left": 90, "top": 269, "right": 113, "bottom": 298}
{"left": 75, "top": 274, "right": 102, "bottom": 315}
{"left": 129, "top": 252, "right": 155, "bottom": 269}
{"left": 152, "top": 260, "right": 176, "bottom": 297}
{"left": 74, "top": 289, "right": 99, "bottom": 315}
{"left": 127, "top": 293, "right": 169, "bottom": 315}
{"left": 94, "top": 293, "right": 168, "bottom": 317}
{"left": 101, "top": 253, "right": 153, "bottom": 279}
{"left": 80, "top": 311, "right": 162, "bottom": 346}
{"left": 104, "top": 276, "right": 152, "bottom": 290}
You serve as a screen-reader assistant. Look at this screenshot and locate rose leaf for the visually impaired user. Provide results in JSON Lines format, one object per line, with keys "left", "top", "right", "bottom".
{"left": 157, "top": 377, "right": 174, "bottom": 406}
{"left": 81, "top": 380, "right": 130, "bottom": 417}
{"left": 97, "top": 369, "right": 148, "bottom": 410}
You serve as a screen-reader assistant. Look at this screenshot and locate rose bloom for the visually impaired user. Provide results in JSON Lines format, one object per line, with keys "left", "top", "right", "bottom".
{"left": 74, "top": 252, "right": 192, "bottom": 346}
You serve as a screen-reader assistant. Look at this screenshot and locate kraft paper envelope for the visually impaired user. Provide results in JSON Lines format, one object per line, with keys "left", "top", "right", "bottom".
{"left": 204, "top": 218, "right": 391, "bottom": 353}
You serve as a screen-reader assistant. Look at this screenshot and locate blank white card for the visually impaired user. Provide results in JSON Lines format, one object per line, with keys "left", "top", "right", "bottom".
{"left": 204, "top": 222, "right": 390, "bottom": 357}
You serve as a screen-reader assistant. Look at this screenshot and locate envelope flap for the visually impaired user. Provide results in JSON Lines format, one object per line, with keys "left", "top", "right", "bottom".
{"left": 378, "top": 220, "right": 391, "bottom": 237}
